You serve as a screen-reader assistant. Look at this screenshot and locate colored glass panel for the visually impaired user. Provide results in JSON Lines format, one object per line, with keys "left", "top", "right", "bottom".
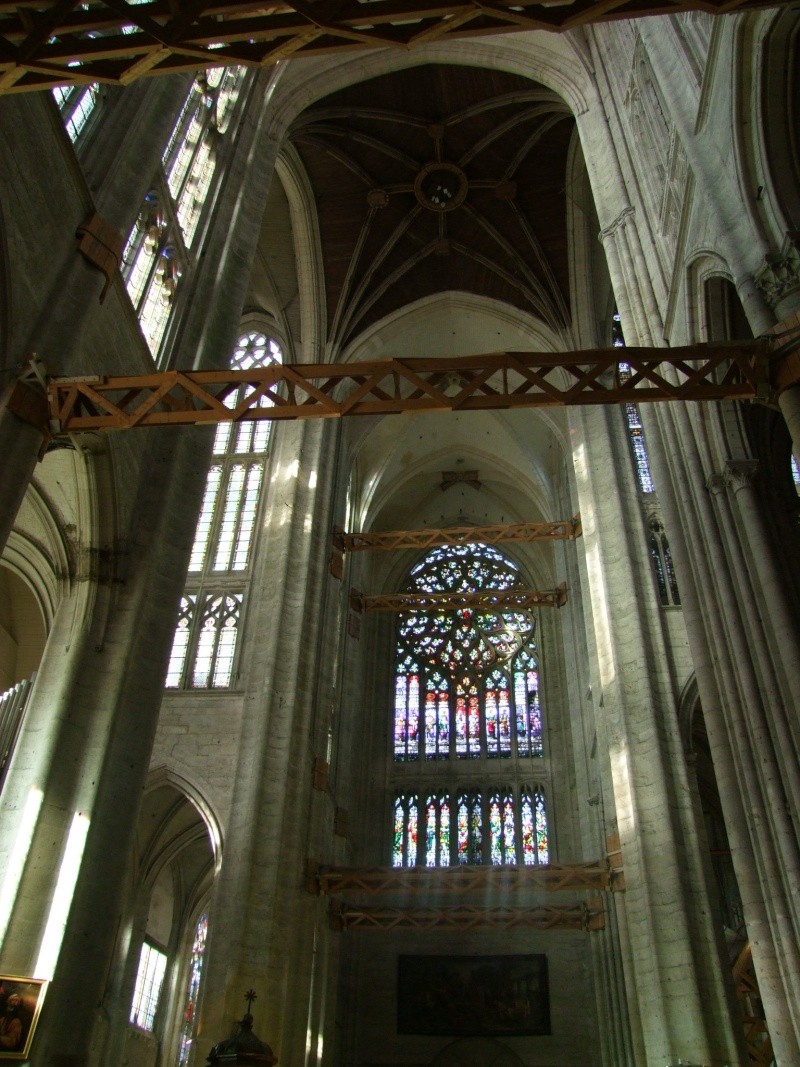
{"left": 176, "top": 912, "right": 208, "bottom": 1067}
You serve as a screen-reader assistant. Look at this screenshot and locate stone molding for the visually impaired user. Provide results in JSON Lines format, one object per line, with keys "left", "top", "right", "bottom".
{"left": 755, "top": 231, "right": 800, "bottom": 309}
{"left": 599, "top": 206, "right": 635, "bottom": 243}
{"left": 707, "top": 460, "right": 759, "bottom": 495}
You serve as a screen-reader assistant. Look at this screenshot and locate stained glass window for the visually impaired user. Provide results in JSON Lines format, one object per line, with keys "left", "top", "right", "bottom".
{"left": 792, "top": 454, "right": 800, "bottom": 490}
{"left": 176, "top": 912, "right": 208, "bottom": 1067}
{"left": 123, "top": 68, "right": 247, "bottom": 359}
{"left": 390, "top": 544, "right": 549, "bottom": 868}
{"left": 392, "top": 784, "right": 548, "bottom": 867}
{"left": 393, "top": 544, "right": 542, "bottom": 763}
{"left": 613, "top": 312, "right": 656, "bottom": 494}
{"left": 393, "top": 794, "right": 419, "bottom": 867}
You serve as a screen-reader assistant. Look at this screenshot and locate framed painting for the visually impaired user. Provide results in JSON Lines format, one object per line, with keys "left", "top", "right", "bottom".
{"left": 397, "top": 954, "right": 550, "bottom": 1037}
{"left": 0, "top": 977, "right": 47, "bottom": 1060}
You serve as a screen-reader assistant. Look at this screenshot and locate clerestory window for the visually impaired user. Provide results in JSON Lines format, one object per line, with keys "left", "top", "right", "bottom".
{"left": 51, "top": 84, "right": 102, "bottom": 142}
{"left": 122, "top": 67, "right": 247, "bottom": 359}
{"left": 390, "top": 543, "right": 550, "bottom": 867}
{"left": 613, "top": 311, "right": 655, "bottom": 494}
{"left": 165, "top": 330, "right": 282, "bottom": 690}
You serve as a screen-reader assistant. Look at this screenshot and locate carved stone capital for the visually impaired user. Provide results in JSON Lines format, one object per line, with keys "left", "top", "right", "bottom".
{"left": 599, "top": 206, "right": 635, "bottom": 243}
{"left": 754, "top": 231, "right": 800, "bottom": 309}
{"left": 723, "top": 459, "right": 759, "bottom": 494}
{"left": 706, "top": 472, "right": 726, "bottom": 495}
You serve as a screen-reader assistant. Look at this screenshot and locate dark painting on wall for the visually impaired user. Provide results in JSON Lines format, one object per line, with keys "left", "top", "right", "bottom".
{"left": 397, "top": 954, "right": 550, "bottom": 1036}
{"left": 0, "top": 976, "right": 48, "bottom": 1060}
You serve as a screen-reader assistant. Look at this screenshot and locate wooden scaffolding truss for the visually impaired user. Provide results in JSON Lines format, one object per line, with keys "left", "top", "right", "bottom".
{"left": 330, "top": 901, "right": 605, "bottom": 932}
{"left": 310, "top": 860, "right": 612, "bottom": 895}
{"left": 334, "top": 517, "right": 582, "bottom": 553}
{"left": 35, "top": 342, "right": 774, "bottom": 438}
{"left": 349, "top": 585, "right": 568, "bottom": 613}
{"left": 0, "top": 0, "right": 789, "bottom": 95}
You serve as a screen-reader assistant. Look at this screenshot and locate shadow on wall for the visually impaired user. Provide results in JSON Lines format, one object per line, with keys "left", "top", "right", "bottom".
{"left": 0, "top": 565, "right": 46, "bottom": 693}
{"left": 431, "top": 1037, "right": 525, "bottom": 1066}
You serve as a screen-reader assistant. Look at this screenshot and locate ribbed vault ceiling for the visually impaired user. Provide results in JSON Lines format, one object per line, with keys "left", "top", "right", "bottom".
{"left": 287, "top": 64, "right": 575, "bottom": 352}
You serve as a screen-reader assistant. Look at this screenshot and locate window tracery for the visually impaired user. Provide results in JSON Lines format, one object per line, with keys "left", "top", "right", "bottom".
{"left": 392, "top": 784, "right": 548, "bottom": 868}
{"left": 390, "top": 544, "right": 549, "bottom": 868}
{"left": 123, "top": 68, "right": 246, "bottom": 359}
{"left": 393, "top": 545, "right": 543, "bottom": 762}
{"left": 165, "top": 330, "right": 281, "bottom": 690}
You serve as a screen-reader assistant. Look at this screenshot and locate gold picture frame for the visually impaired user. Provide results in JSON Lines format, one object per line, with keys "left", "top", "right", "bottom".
{"left": 0, "top": 977, "right": 48, "bottom": 1060}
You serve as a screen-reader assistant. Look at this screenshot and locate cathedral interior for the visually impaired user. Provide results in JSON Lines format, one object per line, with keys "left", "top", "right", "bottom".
{"left": 0, "top": 1, "right": 799, "bottom": 1065}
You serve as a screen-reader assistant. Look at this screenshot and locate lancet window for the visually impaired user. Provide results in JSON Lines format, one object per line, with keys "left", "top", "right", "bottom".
{"left": 392, "top": 784, "right": 549, "bottom": 868}
{"left": 390, "top": 544, "right": 549, "bottom": 867}
{"left": 613, "top": 311, "right": 656, "bottom": 494}
{"left": 648, "top": 516, "right": 680, "bottom": 606}
{"left": 165, "top": 330, "right": 281, "bottom": 690}
{"left": 122, "top": 67, "right": 246, "bottom": 359}
{"left": 176, "top": 912, "right": 208, "bottom": 1067}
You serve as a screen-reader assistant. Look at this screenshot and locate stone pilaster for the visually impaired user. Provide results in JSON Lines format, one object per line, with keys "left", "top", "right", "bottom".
{"left": 196, "top": 416, "right": 342, "bottom": 1063}
{"left": 571, "top": 401, "right": 744, "bottom": 1066}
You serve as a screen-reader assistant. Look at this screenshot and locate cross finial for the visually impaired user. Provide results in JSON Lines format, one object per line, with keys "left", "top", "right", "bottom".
{"left": 244, "top": 989, "right": 257, "bottom": 1012}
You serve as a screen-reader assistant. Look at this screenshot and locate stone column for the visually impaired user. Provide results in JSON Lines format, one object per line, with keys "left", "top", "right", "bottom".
{"left": 642, "top": 399, "right": 800, "bottom": 1064}
{"left": 195, "top": 415, "right": 343, "bottom": 1063}
{"left": 0, "top": 76, "right": 191, "bottom": 557}
{"left": 571, "top": 399, "right": 745, "bottom": 1066}
{"left": 0, "top": 69, "right": 283, "bottom": 1067}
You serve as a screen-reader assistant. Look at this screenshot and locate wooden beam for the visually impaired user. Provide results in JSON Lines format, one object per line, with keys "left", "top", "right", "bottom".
{"left": 330, "top": 900, "right": 605, "bottom": 931}
{"left": 349, "top": 584, "right": 568, "bottom": 613}
{"left": 310, "top": 860, "right": 612, "bottom": 894}
{"left": 0, "top": 0, "right": 791, "bottom": 92}
{"left": 335, "top": 516, "right": 582, "bottom": 552}
{"left": 41, "top": 341, "right": 779, "bottom": 436}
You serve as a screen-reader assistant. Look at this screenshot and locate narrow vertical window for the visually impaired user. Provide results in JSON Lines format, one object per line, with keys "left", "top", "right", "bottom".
{"left": 177, "top": 913, "right": 208, "bottom": 1067}
{"left": 521, "top": 786, "right": 549, "bottom": 866}
{"left": 393, "top": 794, "right": 419, "bottom": 868}
{"left": 489, "top": 788, "right": 516, "bottom": 865}
{"left": 484, "top": 669, "right": 512, "bottom": 757}
{"left": 457, "top": 790, "right": 483, "bottom": 865}
{"left": 424, "top": 793, "right": 451, "bottom": 867}
{"left": 614, "top": 311, "right": 656, "bottom": 494}
{"left": 131, "top": 941, "right": 168, "bottom": 1031}
{"left": 513, "top": 651, "right": 542, "bottom": 757}
{"left": 424, "top": 672, "right": 449, "bottom": 759}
